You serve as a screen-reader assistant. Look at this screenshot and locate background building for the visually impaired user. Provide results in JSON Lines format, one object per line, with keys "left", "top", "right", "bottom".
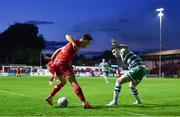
{"left": 143, "top": 49, "right": 180, "bottom": 77}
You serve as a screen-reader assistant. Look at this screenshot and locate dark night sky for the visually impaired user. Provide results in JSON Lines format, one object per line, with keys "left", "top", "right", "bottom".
{"left": 0, "top": 0, "right": 180, "bottom": 52}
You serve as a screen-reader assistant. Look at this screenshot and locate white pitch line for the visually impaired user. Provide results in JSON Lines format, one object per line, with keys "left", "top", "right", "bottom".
{"left": 0, "top": 89, "right": 81, "bottom": 105}
{"left": 0, "top": 89, "right": 148, "bottom": 116}
{"left": 0, "top": 89, "right": 41, "bottom": 99}
{"left": 120, "top": 109, "right": 147, "bottom": 116}
{"left": 0, "top": 89, "right": 79, "bottom": 103}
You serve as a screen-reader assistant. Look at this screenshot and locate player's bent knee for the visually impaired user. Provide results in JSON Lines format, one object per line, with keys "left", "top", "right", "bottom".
{"left": 129, "top": 84, "right": 135, "bottom": 89}
{"left": 116, "top": 78, "right": 122, "bottom": 82}
{"left": 62, "top": 80, "right": 67, "bottom": 85}
{"left": 128, "top": 84, "right": 132, "bottom": 88}
{"left": 116, "top": 77, "right": 127, "bottom": 84}
{"left": 66, "top": 75, "right": 76, "bottom": 82}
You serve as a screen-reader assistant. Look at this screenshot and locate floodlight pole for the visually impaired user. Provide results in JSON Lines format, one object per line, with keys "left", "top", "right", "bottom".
{"left": 156, "top": 8, "right": 164, "bottom": 78}
{"left": 40, "top": 50, "right": 42, "bottom": 68}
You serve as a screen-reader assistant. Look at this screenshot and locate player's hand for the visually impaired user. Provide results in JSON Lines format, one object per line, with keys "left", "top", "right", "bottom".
{"left": 49, "top": 81, "right": 54, "bottom": 86}
{"left": 111, "top": 38, "right": 119, "bottom": 48}
{"left": 111, "top": 38, "right": 116, "bottom": 45}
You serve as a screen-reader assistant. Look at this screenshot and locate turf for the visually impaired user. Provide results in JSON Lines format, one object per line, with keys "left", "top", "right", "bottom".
{"left": 0, "top": 76, "right": 180, "bottom": 116}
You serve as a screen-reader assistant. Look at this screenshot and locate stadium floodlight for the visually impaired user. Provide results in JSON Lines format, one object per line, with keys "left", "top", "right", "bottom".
{"left": 156, "top": 8, "right": 164, "bottom": 17}
{"left": 156, "top": 8, "right": 164, "bottom": 12}
{"left": 156, "top": 8, "right": 164, "bottom": 78}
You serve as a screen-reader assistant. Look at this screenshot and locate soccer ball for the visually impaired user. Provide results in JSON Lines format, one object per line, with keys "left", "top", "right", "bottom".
{"left": 57, "top": 96, "right": 68, "bottom": 107}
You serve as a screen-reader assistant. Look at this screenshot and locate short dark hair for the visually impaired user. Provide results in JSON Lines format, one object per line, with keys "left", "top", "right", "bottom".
{"left": 112, "top": 45, "right": 120, "bottom": 50}
{"left": 82, "top": 33, "right": 93, "bottom": 41}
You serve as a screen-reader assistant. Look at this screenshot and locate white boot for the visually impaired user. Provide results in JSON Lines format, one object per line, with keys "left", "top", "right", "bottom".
{"left": 106, "top": 100, "right": 118, "bottom": 106}
{"left": 133, "top": 100, "right": 142, "bottom": 104}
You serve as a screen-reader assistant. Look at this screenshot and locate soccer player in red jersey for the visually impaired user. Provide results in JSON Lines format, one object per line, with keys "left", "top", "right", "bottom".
{"left": 45, "top": 33, "right": 93, "bottom": 109}
{"left": 16, "top": 67, "right": 21, "bottom": 78}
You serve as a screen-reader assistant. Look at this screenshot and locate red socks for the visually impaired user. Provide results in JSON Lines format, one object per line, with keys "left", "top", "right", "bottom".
{"left": 50, "top": 83, "right": 64, "bottom": 96}
{"left": 50, "top": 82, "right": 85, "bottom": 102}
{"left": 73, "top": 84, "right": 85, "bottom": 101}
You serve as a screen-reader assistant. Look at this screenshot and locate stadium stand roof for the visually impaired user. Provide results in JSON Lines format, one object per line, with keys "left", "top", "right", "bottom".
{"left": 143, "top": 49, "right": 180, "bottom": 61}
{"left": 144, "top": 49, "right": 180, "bottom": 56}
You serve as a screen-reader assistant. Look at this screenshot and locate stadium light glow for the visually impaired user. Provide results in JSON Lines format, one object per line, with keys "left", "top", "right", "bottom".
{"left": 156, "top": 8, "right": 164, "bottom": 78}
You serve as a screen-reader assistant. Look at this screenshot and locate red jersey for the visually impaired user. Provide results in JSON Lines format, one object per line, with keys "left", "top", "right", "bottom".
{"left": 55, "top": 40, "right": 81, "bottom": 64}
{"left": 48, "top": 61, "right": 55, "bottom": 75}
{"left": 16, "top": 67, "right": 20, "bottom": 74}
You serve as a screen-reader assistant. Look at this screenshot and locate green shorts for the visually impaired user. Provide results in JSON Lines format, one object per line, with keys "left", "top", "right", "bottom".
{"left": 102, "top": 71, "right": 108, "bottom": 76}
{"left": 127, "top": 65, "right": 148, "bottom": 83}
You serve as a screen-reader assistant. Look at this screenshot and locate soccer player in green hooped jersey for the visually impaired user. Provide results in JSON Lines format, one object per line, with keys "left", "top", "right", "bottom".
{"left": 99, "top": 58, "right": 110, "bottom": 84}
{"left": 107, "top": 39, "right": 148, "bottom": 106}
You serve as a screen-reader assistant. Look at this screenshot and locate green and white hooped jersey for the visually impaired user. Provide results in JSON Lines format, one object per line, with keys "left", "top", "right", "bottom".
{"left": 99, "top": 62, "right": 109, "bottom": 72}
{"left": 120, "top": 48, "right": 143, "bottom": 69}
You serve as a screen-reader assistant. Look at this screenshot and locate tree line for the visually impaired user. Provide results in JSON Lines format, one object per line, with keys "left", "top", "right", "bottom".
{"left": 0, "top": 23, "right": 116, "bottom": 67}
{"left": 0, "top": 23, "right": 45, "bottom": 65}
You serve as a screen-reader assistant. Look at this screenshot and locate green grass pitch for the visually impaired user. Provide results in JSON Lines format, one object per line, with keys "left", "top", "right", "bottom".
{"left": 0, "top": 76, "right": 180, "bottom": 116}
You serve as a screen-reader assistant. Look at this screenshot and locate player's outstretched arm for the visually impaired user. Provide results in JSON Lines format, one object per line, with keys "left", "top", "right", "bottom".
{"left": 66, "top": 34, "right": 77, "bottom": 49}
{"left": 51, "top": 48, "right": 62, "bottom": 60}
